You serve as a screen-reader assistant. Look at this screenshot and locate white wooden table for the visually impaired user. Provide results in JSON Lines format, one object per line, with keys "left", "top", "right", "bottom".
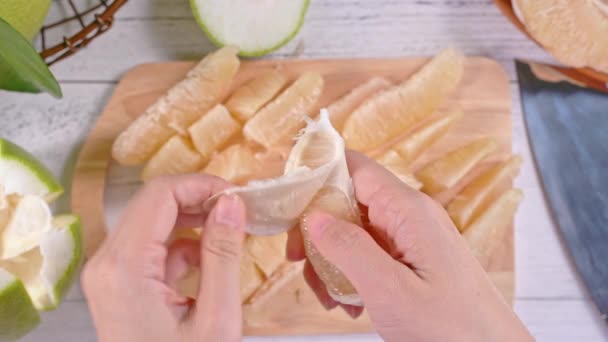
{"left": 1, "top": 1, "right": 607, "bottom": 341}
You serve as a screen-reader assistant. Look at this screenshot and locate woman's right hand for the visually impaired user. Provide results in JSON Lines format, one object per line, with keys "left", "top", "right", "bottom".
{"left": 288, "top": 151, "right": 533, "bottom": 342}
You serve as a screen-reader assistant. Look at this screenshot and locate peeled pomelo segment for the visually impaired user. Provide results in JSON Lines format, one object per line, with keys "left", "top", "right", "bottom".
{"left": 141, "top": 135, "right": 204, "bottom": 182}
{"left": 225, "top": 70, "right": 288, "bottom": 122}
{"left": 463, "top": 189, "right": 522, "bottom": 267}
{"left": 112, "top": 47, "right": 240, "bottom": 164}
{"left": 207, "top": 109, "right": 344, "bottom": 235}
{"left": 300, "top": 186, "right": 362, "bottom": 306}
{"left": 515, "top": 0, "right": 608, "bottom": 73}
{"left": 245, "top": 232, "right": 287, "bottom": 277}
{"left": 243, "top": 72, "right": 324, "bottom": 150}
{"left": 342, "top": 48, "right": 465, "bottom": 152}
{"left": 0, "top": 268, "right": 40, "bottom": 341}
{"left": 190, "top": 0, "right": 310, "bottom": 56}
{"left": 392, "top": 111, "right": 463, "bottom": 164}
{"left": 416, "top": 138, "right": 498, "bottom": 195}
{"left": 0, "top": 138, "right": 63, "bottom": 202}
{"left": 448, "top": 156, "right": 523, "bottom": 232}
{"left": 327, "top": 77, "right": 392, "bottom": 132}
{"left": 187, "top": 104, "right": 241, "bottom": 160}
{"left": 0, "top": 194, "right": 52, "bottom": 260}
{"left": 111, "top": 114, "right": 175, "bottom": 166}
{"left": 376, "top": 149, "right": 404, "bottom": 166}
{"left": 203, "top": 144, "right": 260, "bottom": 185}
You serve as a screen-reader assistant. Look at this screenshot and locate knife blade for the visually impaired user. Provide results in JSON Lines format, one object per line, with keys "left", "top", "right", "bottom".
{"left": 516, "top": 60, "right": 608, "bottom": 322}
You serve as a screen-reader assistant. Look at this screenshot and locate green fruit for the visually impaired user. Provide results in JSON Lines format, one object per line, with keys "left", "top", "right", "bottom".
{"left": 0, "top": 268, "right": 41, "bottom": 341}
{"left": 0, "top": 0, "right": 51, "bottom": 40}
{"left": 190, "top": 0, "right": 310, "bottom": 57}
{"left": 0, "top": 138, "right": 63, "bottom": 202}
{"left": 36, "top": 214, "right": 83, "bottom": 310}
{"left": 0, "top": 214, "right": 83, "bottom": 311}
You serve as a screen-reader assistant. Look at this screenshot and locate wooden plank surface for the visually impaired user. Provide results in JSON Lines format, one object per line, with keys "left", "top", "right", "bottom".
{"left": 0, "top": 0, "right": 605, "bottom": 340}
{"left": 71, "top": 56, "right": 514, "bottom": 335}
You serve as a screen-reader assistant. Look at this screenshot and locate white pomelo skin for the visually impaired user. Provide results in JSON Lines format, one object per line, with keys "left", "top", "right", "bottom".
{"left": 204, "top": 110, "right": 345, "bottom": 235}
{"left": 0, "top": 160, "right": 51, "bottom": 200}
{"left": 37, "top": 215, "right": 82, "bottom": 310}
{"left": 0, "top": 215, "right": 82, "bottom": 310}
{"left": 0, "top": 195, "right": 52, "bottom": 260}
{"left": 0, "top": 138, "right": 63, "bottom": 202}
{"left": 190, "top": 0, "right": 309, "bottom": 56}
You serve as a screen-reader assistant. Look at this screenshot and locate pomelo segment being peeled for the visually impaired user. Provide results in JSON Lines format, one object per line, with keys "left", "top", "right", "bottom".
{"left": 190, "top": 0, "right": 310, "bottom": 56}
{"left": 0, "top": 268, "right": 40, "bottom": 341}
{"left": 0, "top": 138, "right": 63, "bottom": 202}
{"left": 205, "top": 109, "right": 349, "bottom": 236}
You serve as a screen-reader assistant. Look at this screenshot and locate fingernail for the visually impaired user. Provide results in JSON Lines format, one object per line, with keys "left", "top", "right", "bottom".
{"left": 305, "top": 211, "right": 335, "bottom": 241}
{"left": 321, "top": 297, "right": 338, "bottom": 310}
{"left": 213, "top": 195, "right": 244, "bottom": 230}
{"left": 344, "top": 305, "right": 360, "bottom": 319}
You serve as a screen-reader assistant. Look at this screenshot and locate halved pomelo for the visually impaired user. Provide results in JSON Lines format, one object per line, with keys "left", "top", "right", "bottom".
{"left": 0, "top": 138, "right": 63, "bottom": 202}
{"left": 0, "top": 268, "right": 40, "bottom": 341}
{"left": 190, "top": 0, "right": 310, "bottom": 56}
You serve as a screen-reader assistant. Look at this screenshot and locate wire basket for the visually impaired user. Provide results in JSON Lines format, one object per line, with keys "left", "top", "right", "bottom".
{"left": 39, "top": 0, "right": 128, "bottom": 65}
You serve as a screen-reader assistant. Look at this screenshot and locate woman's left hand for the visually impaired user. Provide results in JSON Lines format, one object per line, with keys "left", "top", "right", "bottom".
{"left": 82, "top": 174, "right": 246, "bottom": 342}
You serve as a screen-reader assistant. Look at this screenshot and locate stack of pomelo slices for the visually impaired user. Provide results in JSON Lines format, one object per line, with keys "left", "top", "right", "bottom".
{"left": 0, "top": 138, "right": 82, "bottom": 341}
{"left": 112, "top": 47, "right": 523, "bottom": 306}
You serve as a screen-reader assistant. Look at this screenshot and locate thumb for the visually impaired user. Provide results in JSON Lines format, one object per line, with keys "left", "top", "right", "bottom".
{"left": 305, "top": 211, "right": 409, "bottom": 296}
{"left": 196, "top": 194, "right": 246, "bottom": 324}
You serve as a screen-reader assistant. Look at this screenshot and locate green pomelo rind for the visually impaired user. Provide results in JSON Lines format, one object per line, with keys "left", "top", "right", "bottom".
{"left": 37, "top": 214, "right": 83, "bottom": 311}
{"left": 0, "top": 138, "right": 63, "bottom": 202}
{"left": 0, "top": 268, "right": 41, "bottom": 341}
{"left": 189, "top": 0, "right": 310, "bottom": 57}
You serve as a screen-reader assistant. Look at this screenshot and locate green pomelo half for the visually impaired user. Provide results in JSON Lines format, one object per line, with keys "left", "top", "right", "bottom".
{"left": 190, "top": 0, "right": 310, "bottom": 56}
{"left": 0, "top": 215, "right": 83, "bottom": 311}
{"left": 0, "top": 268, "right": 41, "bottom": 341}
{"left": 0, "top": 138, "right": 63, "bottom": 202}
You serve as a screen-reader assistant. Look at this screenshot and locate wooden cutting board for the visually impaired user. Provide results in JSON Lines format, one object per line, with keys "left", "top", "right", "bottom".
{"left": 71, "top": 56, "right": 513, "bottom": 336}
